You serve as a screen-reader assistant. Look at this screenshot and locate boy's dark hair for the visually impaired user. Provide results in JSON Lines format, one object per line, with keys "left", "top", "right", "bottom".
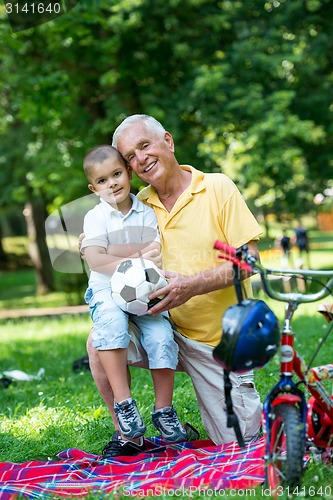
{"left": 83, "top": 145, "right": 126, "bottom": 180}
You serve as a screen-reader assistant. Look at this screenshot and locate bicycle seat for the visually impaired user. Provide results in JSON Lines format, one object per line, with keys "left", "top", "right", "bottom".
{"left": 317, "top": 303, "right": 333, "bottom": 323}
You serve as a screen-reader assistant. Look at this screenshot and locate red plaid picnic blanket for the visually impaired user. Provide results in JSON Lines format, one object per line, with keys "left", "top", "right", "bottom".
{"left": 0, "top": 437, "right": 265, "bottom": 498}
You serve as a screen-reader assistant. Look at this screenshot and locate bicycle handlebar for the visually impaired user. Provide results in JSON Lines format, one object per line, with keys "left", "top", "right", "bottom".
{"left": 214, "top": 240, "right": 333, "bottom": 304}
{"left": 213, "top": 240, "right": 253, "bottom": 272}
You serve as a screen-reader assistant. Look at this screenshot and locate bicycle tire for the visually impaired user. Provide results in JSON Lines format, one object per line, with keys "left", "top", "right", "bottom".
{"left": 265, "top": 403, "right": 305, "bottom": 489}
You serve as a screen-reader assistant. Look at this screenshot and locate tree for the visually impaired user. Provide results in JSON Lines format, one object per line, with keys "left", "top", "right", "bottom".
{"left": 0, "top": 0, "right": 333, "bottom": 289}
{"left": 190, "top": 0, "right": 333, "bottom": 223}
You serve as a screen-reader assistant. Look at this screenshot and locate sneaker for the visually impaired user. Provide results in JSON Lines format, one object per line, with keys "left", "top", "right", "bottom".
{"left": 114, "top": 397, "right": 146, "bottom": 438}
{"left": 152, "top": 405, "right": 188, "bottom": 443}
{"left": 102, "top": 431, "right": 145, "bottom": 458}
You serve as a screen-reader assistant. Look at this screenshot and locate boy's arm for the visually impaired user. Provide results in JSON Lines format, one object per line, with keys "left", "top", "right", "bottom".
{"left": 105, "top": 205, "right": 162, "bottom": 267}
{"left": 79, "top": 237, "right": 162, "bottom": 269}
{"left": 83, "top": 246, "right": 125, "bottom": 275}
{"left": 85, "top": 241, "right": 162, "bottom": 275}
{"left": 135, "top": 204, "right": 162, "bottom": 267}
{"left": 106, "top": 241, "right": 162, "bottom": 268}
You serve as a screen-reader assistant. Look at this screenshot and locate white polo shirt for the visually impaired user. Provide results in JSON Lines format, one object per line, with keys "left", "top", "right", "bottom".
{"left": 82, "top": 194, "right": 160, "bottom": 286}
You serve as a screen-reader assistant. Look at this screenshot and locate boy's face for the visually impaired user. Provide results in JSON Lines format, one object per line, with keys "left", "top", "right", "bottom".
{"left": 88, "top": 156, "right": 132, "bottom": 209}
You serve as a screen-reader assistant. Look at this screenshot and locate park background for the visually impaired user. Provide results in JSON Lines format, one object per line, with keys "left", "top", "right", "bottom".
{"left": 1, "top": 0, "right": 333, "bottom": 496}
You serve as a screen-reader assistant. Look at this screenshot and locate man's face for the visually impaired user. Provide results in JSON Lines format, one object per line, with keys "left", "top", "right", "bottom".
{"left": 117, "top": 122, "right": 175, "bottom": 185}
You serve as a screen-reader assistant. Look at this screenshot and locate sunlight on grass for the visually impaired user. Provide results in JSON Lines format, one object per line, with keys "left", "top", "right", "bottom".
{"left": 1, "top": 233, "right": 333, "bottom": 495}
{"left": 0, "top": 268, "right": 86, "bottom": 309}
{"left": 0, "top": 311, "right": 332, "bottom": 493}
{"left": 2, "top": 236, "right": 30, "bottom": 257}
{"left": 0, "top": 315, "right": 204, "bottom": 463}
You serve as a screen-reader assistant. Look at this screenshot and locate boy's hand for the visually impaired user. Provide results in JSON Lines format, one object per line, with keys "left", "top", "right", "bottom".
{"left": 141, "top": 247, "right": 162, "bottom": 268}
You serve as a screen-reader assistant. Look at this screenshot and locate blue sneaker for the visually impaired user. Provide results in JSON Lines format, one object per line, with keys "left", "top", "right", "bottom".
{"left": 152, "top": 405, "right": 187, "bottom": 442}
{"left": 114, "top": 398, "right": 146, "bottom": 438}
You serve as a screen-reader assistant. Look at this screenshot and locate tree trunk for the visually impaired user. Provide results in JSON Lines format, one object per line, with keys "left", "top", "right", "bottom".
{"left": 23, "top": 199, "right": 55, "bottom": 294}
{"left": 0, "top": 222, "right": 8, "bottom": 269}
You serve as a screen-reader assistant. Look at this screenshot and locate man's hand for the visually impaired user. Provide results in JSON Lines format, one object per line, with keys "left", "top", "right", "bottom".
{"left": 147, "top": 270, "right": 195, "bottom": 315}
{"left": 78, "top": 232, "right": 85, "bottom": 259}
{"left": 146, "top": 240, "right": 260, "bottom": 316}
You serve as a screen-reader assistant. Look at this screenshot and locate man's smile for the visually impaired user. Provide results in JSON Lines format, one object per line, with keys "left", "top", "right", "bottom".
{"left": 144, "top": 161, "right": 157, "bottom": 173}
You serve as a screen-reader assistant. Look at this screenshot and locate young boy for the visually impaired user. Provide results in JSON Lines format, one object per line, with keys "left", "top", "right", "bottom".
{"left": 81, "top": 145, "right": 187, "bottom": 456}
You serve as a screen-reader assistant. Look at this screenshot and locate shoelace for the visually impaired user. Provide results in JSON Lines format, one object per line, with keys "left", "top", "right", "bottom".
{"left": 120, "top": 402, "right": 140, "bottom": 424}
{"left": 160, "top": 409, "right": 180, "bottom": 427}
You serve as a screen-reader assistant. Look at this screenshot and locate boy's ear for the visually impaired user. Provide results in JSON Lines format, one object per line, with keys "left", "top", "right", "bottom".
{"left": 88, "top": 184, "right": 99, "bottom": 196}
{"left": 127, "top": 166, "right": 133, "bottom": 180}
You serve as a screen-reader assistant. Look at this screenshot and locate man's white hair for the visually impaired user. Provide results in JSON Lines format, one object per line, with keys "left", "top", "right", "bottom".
{"left": 112, "top": 114, "right": 166, "bottom": 148}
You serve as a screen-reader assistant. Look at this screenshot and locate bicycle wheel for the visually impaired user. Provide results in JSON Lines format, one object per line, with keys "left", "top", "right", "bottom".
{"left": 265, "top": 403, "right": 305, "bottom": 489}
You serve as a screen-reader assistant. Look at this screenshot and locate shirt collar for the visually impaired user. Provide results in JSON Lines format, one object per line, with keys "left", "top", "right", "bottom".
{"left": 140, "top": 165, "right": 205, "bottom": 205}
{"left": 100, "top": 193, "right": 143, "bottom": 215}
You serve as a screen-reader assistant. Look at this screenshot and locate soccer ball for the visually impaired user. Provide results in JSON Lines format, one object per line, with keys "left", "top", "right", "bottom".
{"left": 111, "top": 258, "right": 167, "bottom": 316}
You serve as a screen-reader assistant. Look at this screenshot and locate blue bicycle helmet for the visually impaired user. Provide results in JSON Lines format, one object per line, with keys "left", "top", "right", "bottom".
{"left": 213, "top": 299, "right": 280, "bottom": 373}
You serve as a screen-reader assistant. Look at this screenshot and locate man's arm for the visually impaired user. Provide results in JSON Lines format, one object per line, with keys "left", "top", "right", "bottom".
{"left": 147, "top": 241, "right": 259, "bottom": 315}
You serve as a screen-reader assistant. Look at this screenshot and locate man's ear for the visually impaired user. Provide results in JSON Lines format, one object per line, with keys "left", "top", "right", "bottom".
{"left": 164, "top": 131, "right": 175, "bottom": 153}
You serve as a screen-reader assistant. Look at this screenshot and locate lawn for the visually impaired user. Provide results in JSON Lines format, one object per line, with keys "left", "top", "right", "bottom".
{"left": 0, "top": 232, "right": 333, "bottom": 498}
{"left": 0, "top": 315, "right": 201, "bottom": 462}
{"left": 1, "top": 309, "right": 333, "bottom": 498}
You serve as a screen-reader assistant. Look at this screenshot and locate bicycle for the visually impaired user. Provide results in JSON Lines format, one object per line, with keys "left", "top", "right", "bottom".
{"left": 213, "top": 240, "right": 333, "bottom": 490}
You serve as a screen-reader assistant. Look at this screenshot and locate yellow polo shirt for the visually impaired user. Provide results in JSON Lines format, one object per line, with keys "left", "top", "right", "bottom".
{"left": 137, "top": 165, "right": 262, "bottom": 346}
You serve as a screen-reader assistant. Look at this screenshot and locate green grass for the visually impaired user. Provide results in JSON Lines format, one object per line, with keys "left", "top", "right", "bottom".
{"left": 0, "top": 269, "right": 87, "bottom": 309}
{"left": 0, "top": 232, "right": 333, "bottom": 498}
{"left": 0, "top": 315, "right": 202, "bottom": 464}
{"left": 1, "top": 311, "right": 333, "bottom": 498}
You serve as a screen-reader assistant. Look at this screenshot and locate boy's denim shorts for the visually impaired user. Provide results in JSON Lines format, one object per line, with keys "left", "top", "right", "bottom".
{"left": 84, "top": 285, "right": 178, "bottom": 370}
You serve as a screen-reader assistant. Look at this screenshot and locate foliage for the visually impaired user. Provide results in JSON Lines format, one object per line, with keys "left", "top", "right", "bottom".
{"left": 0, "top": 0, "right": 333, "bottom": 221}
{"left": 191, "top": 0, "right": 333, "bottom": 218}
